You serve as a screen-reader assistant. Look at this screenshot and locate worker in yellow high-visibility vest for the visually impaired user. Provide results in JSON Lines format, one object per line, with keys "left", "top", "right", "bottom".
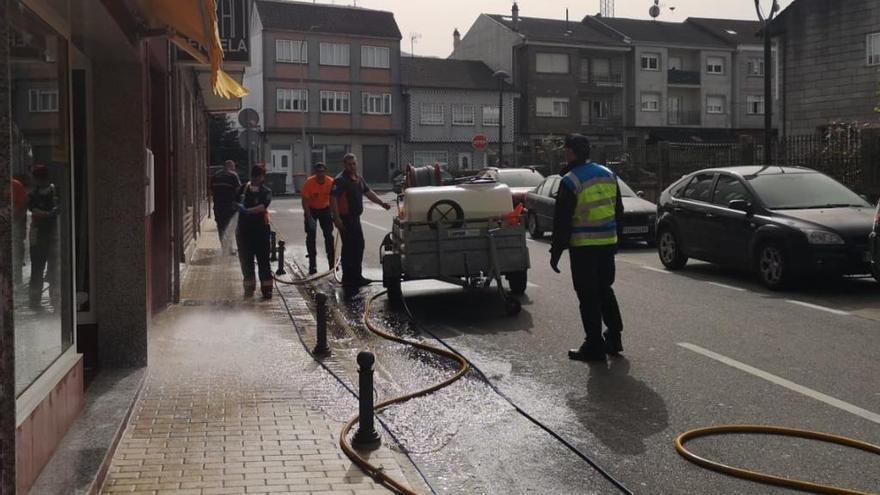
{"left": 550, "top": 134, "right": 625, "bottom": 362}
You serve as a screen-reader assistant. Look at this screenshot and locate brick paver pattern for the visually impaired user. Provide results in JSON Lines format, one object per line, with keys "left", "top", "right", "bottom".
{"left": 101, "top": 222, "right": 410, "bottom": 495}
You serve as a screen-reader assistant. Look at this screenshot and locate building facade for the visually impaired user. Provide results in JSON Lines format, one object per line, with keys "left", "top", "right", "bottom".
{"left": 401, "top": 57, "right": 515, "bottom": 170}
{"left": 771, "top": 0, "right": 880, "bottom": 134}
{"left": 452, "top": 6, "right": 630, "bottom": 160}
{"left": 244, "top": 0, "right": 403, "bottom": 189}
{"left": 1, "top": 1, "right": 246, "bottom": 492}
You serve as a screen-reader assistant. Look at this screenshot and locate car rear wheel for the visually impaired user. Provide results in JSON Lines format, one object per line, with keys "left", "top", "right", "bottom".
{"left": 658, "top": 228, "right": 687, "bottom": 270}
{"left": 527, "top": 213, "right": 544, "bottom": 239}
{"left": 757, "top": 242, "right": 789, "bottom": 290}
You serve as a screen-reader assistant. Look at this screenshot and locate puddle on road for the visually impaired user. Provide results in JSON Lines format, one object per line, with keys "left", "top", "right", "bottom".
{"left": 316, "top": 285, "right": 616, "bottom": 495}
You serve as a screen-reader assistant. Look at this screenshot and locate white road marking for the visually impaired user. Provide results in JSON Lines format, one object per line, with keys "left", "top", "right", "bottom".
{"left": 287, "top": 208, "right": 303, "bottom": 214}
{"left": 268, "top": 209, "right": 278, "bottom": 214}
{"left": 785, "top": 300, "right": 850, "bottom": 316}
{"left": 641, "top": 266, "right": 670, "bottom": 275}
{"left": 361, "top": 220, "right": 390, "bottom": 232}
{"left": 707, "top": 282, "right": 747, "bottom": 292}
{"left": 678, "top": 343, "right": 880, "bottom": 425}
{"left": 527, "top": 282, "right": 541, "bottom": 289}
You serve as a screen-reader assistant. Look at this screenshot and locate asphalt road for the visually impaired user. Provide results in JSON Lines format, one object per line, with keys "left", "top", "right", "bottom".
{"left": 269, "top": 196, "right": 880, "bottom": 495}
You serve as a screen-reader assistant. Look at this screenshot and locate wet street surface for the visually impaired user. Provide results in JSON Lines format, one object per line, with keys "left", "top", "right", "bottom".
{"left": 270, "top": 196, "right": 880, "bottom": 495}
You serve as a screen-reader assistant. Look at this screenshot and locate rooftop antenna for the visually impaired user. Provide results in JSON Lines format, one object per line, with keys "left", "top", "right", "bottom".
{"left": 565, "top": 8, "right": 572, "bottom": 34}
{"left": 600, "top": 0, "right": 614, "bottom": 17}
{"left": 409, "top": 32, "right": 422, "bottom": 57}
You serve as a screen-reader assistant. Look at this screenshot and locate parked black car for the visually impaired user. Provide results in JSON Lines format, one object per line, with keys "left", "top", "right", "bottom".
{"left": 657, "top": 166, "right": 876, "bottom": 289}
{"left": 524, "top": 175, "right": 657, "bottom": 245}
{"left": 871, "top": 199, "right": 880, "bottom": 282}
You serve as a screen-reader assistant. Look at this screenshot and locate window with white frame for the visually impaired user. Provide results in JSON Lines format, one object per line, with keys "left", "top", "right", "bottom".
{"left": 536, "top": 53, "right": 569, "bottom": 74}
{"left": 277, "top": 89, "right": 308, "bottom": 112}
{"left": 640, "top": 93, "right": 660, "bottom": 112}
{"left": 413, "top": 151, "right": 449, "bottom": 167}
{"left": 319, "top": 42, "right": 350, "bottom": 66}
{"left": 420, "top": 103, "right": 445, "bottom": 125}
{"left": 276, "top": 39, "right": 307, "bottom": 63}
{"left": 747, "top": 57, "right": 764, "bottom": 76}
{"left": 706, "top": 95, "right": 725, "bottom": 114}
{"left": 641, "top": 53, "right": 660, "bottom": 71}
{"left": 867, "top": 33, "right": 880, "bottom": 66}
{"left": 706, "top": 56, "right": 725, "bottom": 74}
{"left": 536, "top": 97, "right": 569, "bottom": 118}
{"left": 320, "top": 91, "right": 350, "bottom": 113}
{"left": 482, "top": 105, "right": 500, "bottom": 126}
{"left": 452, "top": 104, "right": 475, "bottom": 125}
{"left": 362, "top": 92, "right": 391, "bottom": 115}
{"left": 28, "top": 89, "right": 58, "bottom": 113}
{"left": 747, "top": 95, "right": 765, "bottom": 115}
{"left": 361, "top": 45, "right": 390, "bottom": 68}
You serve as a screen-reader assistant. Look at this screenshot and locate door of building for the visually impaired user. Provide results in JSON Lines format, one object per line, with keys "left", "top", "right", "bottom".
{"left": 458, "top": 152, "right": 473, "bottom": 170}
{"left": 362, "top": 145, "right": 389, "bottom": 184}
{"left": 271, "top": 148, "right": 291, "bottom": 174}
{"left": 668, "top": 96, "right": 682, "bottom": 125}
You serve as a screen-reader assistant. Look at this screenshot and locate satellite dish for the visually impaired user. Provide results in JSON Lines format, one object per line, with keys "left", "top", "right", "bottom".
{"left": 649, "top": 0, "right": 661, "bottom": 18}
{"left": 238, "top": 108, "right": 260, "bottom": 129}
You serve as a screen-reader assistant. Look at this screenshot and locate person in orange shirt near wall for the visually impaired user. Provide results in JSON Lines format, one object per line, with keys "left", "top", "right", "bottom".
{"left": 301, "top": 162, "right": 335, "bottom": 275}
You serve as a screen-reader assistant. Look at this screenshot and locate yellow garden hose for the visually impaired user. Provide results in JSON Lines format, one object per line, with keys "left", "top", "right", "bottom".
{"left": 273, "top": 231, "right": 341, "bottom": 285}
{"left": 337, "top": 289, "right": 471, "bottom": 495}
{"left": 675, "top": 425, "right": 880, "bottom": 495}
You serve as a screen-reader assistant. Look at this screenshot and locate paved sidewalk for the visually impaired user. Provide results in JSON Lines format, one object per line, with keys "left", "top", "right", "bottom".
{"left": 100, "top": 221, "right": 418, "bottom": 495}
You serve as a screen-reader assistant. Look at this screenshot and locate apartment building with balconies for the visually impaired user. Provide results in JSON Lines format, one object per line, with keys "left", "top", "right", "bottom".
{"left": 243, "top": 0, "right": 403, "bottom": 189}
{"left": 451, "top": 3, "right": 630, "bottom": 160}
{"left": 587, "top": 16, "right": 737, "bottom": 144}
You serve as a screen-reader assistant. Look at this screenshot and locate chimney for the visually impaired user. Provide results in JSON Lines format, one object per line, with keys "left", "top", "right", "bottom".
{"left": 511, "top": 2, "right": 520, "bottom": 30}
{"left": 453, "top": 28, "right": 461, "bottom": 52}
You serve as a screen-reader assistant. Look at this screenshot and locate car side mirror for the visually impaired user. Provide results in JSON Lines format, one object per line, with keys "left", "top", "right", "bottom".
{"left": 637, "top": 190, "right": 645, "bottom": 198}
{"left": 728, "top": 199, "right": 752, "bottom": 214}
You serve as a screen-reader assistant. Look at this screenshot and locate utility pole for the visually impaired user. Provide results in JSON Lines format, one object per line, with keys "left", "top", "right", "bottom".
{"left": 493, "top": 70, "right": 511, "bottom": 166}
{"left": 755, "top": 0, "right": 780, "bottom": 165}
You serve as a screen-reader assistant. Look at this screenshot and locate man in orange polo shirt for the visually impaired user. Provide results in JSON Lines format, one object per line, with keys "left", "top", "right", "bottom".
{"left": 302, "top": 162, "right": 335, "bottom": 275}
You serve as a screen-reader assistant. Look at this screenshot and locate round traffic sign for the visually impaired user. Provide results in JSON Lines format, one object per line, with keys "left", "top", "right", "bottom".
{"left": 238, "top": 108, "right": 260, "bottom": 128}
{"left": 472, "top": 134, "right": 488, "bottom": 151}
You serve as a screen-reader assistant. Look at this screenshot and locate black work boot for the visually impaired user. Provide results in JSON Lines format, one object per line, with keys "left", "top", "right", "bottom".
{"left": 605, "top": 331, "right": 623, "bottom": 356}
{"left": 568, "top": 342, "right": 606, "bottom": 362}
{"left": 308, "top": 257, "right": 317, "bottom": 275}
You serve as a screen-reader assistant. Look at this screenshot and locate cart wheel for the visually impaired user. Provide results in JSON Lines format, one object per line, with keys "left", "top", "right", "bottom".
{"left": 504, "top": 297, "right": 522, "bottom": 316}
{"left": 506, "top": 271, "right": 528, "bottom": 295}
{"left": 427, "top": 199, "right": 465, "bottom": 229}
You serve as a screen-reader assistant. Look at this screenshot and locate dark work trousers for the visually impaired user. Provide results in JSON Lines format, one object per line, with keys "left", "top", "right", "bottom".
{"left": 13, "top": 214, "right": 26, "bottom": 284}
{"left": 237, "top": 226, "right": 273, "bottom": 296}
{"left": 29, "top": 233, "right": 58, "bottom": 307}
{"left": 569, "top": 246, "right": 623, "bottom": 351}
{"left": 214, "top": 206, "right": 236, "bottom": 252}
{"left": 305, "top": 207, "right": 335, "bottom": 267}
{"left": 340, "top": 215, "right": 365, "bottom": 283}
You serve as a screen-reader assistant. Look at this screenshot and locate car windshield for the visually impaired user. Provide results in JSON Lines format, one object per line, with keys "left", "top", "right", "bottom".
{"left": 494, "top": 170, "right": 545, "bottom": 188}
{"left": 618, "top": 180, "right": 637, "bottom": 198}
{"left": 747, "top": 172, "right": 870, "bottom": 209}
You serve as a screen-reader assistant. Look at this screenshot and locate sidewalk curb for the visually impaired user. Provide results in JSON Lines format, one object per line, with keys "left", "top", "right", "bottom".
{"left": 276, "top": 263, "right": 435, "bottom": 495}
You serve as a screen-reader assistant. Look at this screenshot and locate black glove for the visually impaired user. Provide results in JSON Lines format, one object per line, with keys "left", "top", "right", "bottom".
{"left": 550, "top": 250, "right": 561, "bottom": 274}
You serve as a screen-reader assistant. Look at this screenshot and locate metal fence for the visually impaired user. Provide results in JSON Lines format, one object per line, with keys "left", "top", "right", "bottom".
{"left": 593, "top": 129, "right": 880, "bottom": 203}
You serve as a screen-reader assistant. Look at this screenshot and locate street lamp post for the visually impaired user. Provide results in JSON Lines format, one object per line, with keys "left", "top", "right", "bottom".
{"left": 755, "top": 0, "right": 780, "bottom": 165}
{"left": 300, "top": 41, "right": 308, "bottom": 185}
{"left": 493, "top": 70, "right": 511, "bottom": 166}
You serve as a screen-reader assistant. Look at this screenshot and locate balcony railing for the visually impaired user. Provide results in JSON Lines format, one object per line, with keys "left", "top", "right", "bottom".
{"left": 580, "top": 115, "right": 624, "bottom": 127}
{"left": 580, "top": 73, "right": 624, "bottom": 87}
{"left": 667, "top": 69, "right": 701, "bottom": 85}
{"left": 668, "top": 110, "right": 701, "bottom": 126}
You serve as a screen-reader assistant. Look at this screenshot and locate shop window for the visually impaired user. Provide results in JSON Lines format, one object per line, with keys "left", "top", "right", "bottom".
{"left": 8, "top": 3, "right": 74, "bottom": 396}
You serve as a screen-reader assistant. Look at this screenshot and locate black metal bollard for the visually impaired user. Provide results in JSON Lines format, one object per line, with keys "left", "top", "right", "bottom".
{"left": 312, "top": 292, "right": 331, "bottom": 357}
{"left": 352, "top": 351, "right": 381, "bottom": 449}
{"left": 269, "top": 231, "right": 278, "bottom": 262}
{"left": 276, "top": 241, "right": 287, "bottom": 275}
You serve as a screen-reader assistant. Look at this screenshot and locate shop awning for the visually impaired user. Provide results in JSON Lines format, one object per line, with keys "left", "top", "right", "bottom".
{"left": 135, "top": 0, "right": 249, "bottom": 99}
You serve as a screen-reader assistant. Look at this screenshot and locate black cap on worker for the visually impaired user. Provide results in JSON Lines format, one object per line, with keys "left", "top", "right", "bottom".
{"left": 313, "top": 162, "right": 327, "bottom": 172}
{"left": 564, "top": 134, "right": 591, "bottom": 163}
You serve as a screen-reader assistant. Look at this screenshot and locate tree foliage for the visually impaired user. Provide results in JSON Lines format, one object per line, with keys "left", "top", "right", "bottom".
{"left": 209, "top": 114, "right": 248, "bottom": 172}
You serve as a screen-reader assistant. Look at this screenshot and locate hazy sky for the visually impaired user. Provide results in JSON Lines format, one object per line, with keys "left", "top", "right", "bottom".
{"left": 324, "top": 0, "right": 796, "bottom": 57}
